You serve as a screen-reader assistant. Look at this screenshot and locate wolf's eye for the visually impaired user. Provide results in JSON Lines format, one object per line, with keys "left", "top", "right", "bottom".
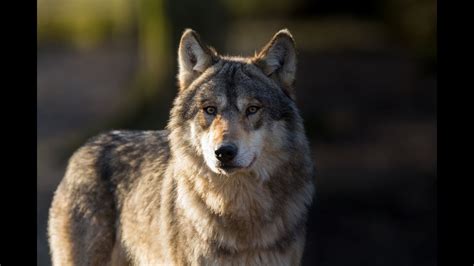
{"left": 204, "top": 106, "right": 217, "bottom": 115}
{"left": 246, "top": 106, "right": 260, "bottom": 116}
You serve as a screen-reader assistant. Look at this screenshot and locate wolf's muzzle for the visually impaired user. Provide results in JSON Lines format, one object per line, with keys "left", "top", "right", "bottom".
{"left": 215, "top": 144, "right": 238, "bottom": 163}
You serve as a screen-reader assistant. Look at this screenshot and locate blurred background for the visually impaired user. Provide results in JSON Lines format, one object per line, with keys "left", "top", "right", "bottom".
{"left": 37, "top": 0, "right": 436, "bottom": 265}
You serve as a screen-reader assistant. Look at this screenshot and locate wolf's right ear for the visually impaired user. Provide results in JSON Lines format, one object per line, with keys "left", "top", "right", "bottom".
{"left": 178, "top": 29, "right": 217, "bottom": 90}
{"left": 253, "top": 29, "right": 297, "bottom": 100}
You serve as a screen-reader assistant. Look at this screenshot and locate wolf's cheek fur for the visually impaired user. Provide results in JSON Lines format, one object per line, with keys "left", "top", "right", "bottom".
{"left": 250, "top": 120, "right": 290, "bottom": 181}
{"left": 234, "top": 128, "right": 263, "bottom": 167}
{"left": 188, "top": 120, "right": 203, "bottom": 155}
{"left": 199, "top": 127, "right": 221, "bottom": 173}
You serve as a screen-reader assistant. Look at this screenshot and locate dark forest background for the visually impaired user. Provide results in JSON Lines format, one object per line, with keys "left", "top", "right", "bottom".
{"left": 37, "top": 0, "right": 437, "bottom": 265}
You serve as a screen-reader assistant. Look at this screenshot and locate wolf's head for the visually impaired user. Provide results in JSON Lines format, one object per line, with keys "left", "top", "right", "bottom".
{"left": 168, "top": 29, "right": 309, "bottom": 180}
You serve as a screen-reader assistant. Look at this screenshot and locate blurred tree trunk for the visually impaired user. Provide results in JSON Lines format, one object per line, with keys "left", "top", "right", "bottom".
{"left": 134, "top": 0, "right": 172, "bottom": 102}
{"left": 106, "top": 0, "right": 174, "bottom": 130}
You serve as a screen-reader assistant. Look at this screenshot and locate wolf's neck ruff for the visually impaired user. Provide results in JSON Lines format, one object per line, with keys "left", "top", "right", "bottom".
{"left": 168, "top": 143, "right": 314, "bottom": 253}
{"left": 170, "top": 138, "right": 276, "bottom": 217}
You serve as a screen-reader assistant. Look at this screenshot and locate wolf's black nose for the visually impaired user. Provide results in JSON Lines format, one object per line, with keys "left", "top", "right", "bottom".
{"left": 215, "top": 144, "right": 238, "bottom": 163}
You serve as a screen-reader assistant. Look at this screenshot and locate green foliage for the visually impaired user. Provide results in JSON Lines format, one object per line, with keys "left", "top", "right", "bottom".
{"left": 38, "top": 0, "right": 134, "bottom": 49}
{"left": 221, "top": 0, "right": 304, "bottom": 17}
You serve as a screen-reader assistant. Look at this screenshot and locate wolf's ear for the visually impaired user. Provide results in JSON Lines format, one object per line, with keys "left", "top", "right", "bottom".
{"left": 178, "top": 29, "right": 217, "bottom": 89}
{"left": 254, "top": 29, "right": 297, "bottom": 99}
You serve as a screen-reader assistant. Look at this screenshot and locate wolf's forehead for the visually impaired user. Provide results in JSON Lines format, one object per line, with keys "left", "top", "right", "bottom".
{"left": 213, "top": 63, "right": 264, "bottom": 92}
{"left": 195, "top": 60, "right": 282, "bottom": 109}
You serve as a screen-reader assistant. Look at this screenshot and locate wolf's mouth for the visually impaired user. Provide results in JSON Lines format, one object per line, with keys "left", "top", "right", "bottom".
{"left": 217, "top": 156, "right": 256, "bottom": 172}
{"left": 219, "top": 164, "right": 239, "bottom": 171}
{"left": 217, "top": 162, "right": 241, "bottom": 171}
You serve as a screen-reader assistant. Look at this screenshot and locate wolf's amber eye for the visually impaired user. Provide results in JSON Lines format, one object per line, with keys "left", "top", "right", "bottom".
{"left": 204, "top": 106, "right": 217, "bottom": 115}
{"left": 246, "top": 106, "right": 260, "bottom": 116}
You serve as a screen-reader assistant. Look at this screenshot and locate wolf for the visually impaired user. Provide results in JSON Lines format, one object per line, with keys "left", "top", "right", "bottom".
{"left": 48, "top": 28, "right": 316, "bottom": 266}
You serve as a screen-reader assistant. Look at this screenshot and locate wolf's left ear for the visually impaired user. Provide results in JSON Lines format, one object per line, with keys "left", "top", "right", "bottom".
{"left": 254, "top": 29, "right": 297, "bottom": 99}
{"left": 178, "top": 29, "right": 217, "bottom": 89}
